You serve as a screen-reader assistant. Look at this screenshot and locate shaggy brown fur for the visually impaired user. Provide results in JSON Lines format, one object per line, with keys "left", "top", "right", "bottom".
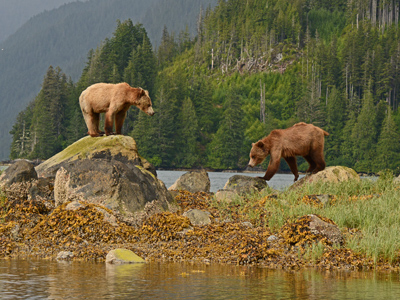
{"left": 79, "top": 82, "right": 154, "bottom": 137}
{"left": 248, "top": 122, "right": 329, "bottom": 181}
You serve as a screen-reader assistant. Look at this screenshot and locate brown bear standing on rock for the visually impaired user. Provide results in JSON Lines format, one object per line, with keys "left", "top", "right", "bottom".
{"left": 248, "top": 122, "right": 329, "bottom": 181}
{"left": 79, "top": 82, "right": 154, "bottom": 137}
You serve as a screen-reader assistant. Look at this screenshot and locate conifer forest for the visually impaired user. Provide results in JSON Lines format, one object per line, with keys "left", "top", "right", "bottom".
{"left": 9, "top": 0, "right": 400, "bottom": 174}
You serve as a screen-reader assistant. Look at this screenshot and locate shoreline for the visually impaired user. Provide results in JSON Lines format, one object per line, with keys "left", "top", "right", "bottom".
{"left": 1, "top": 178, "right": 399, "bottom": 271}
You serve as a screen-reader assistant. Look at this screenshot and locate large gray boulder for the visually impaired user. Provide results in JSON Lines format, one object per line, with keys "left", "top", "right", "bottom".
{"left": 222, "top": 175, "right": 269, "bottom": 195}
{"left": 0, "top": 160, "right": 38, "bottom": 187}
{"left": 38, "top": 135, "right": 173, "bottom": 225}
{"left": 291, "top": 166, "right": 360, "bottom": 189}
{"left": 36, "top": 135, "right": 155, "bottom": 178}
{"left": 168, "top": 170, "right": 210, "bottom": 193}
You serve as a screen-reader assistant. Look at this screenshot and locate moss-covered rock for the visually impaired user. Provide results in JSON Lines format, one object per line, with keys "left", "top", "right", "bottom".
{"left": 106, "top": 249, "right": 145, "bottom": 264}
{"left": 36, "top": 135, "right": 173, "bottom": 225}
{"left": 35, "top": 135, "right": 155, "bottom": 178}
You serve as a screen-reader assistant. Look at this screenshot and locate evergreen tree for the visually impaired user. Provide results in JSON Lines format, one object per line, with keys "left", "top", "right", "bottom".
{"left": 175, "top": 97, "right": 199, "bottom": 167}
{"left": 325, "top": 87, "right": 346, "bottom": 164}
{"left": 9, "top": 102, "right": 34, "bottom": 159}
{"left": 375, "top": 107, "right": 400, "bottom": 171}
{"left": 29, "top": 66, "right": 69, "bottom": 159}
{"left": 207, "top": 87, "right": 246, "bottom": 169}
{"left": 351, "top": 87, "right": 377, "bottom": 171}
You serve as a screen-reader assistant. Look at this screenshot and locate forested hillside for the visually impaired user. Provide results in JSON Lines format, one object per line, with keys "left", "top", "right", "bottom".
{"left": 10, "top": 0, "right": 400, "bottom": 174}
{"left": 0, "top": 0, "right": 217, "bottom": 160}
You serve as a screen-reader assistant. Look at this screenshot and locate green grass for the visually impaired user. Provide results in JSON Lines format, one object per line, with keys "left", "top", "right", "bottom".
{"left": 212, "top": 172, "right": 400, "bottom": 263}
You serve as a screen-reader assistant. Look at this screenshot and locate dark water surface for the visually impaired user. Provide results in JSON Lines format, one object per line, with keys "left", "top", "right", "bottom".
{"left": 0, "top": 260, "right": 399, "bottom": 299}
{"left": 157, "top": 170, "right": 303, "bottom": 192}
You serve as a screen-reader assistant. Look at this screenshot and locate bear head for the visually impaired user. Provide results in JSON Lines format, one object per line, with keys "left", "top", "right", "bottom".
{"left": 136, "top": 89, "right": 155, "bottom": 116}
{"left": 248, "top": 140, "right": 269, "bottom": 167}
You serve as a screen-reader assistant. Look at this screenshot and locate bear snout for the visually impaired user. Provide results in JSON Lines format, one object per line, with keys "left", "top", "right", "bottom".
{"left": 146, "top": 107, "right": 155, "bottom": 116}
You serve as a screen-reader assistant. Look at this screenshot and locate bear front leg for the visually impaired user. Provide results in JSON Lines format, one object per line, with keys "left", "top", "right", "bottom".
{"left": 115, "top": 110, "right": 128, "bottom": 135}
{"left": 284, "top": 156, "right": 299, "bottom": 181}
{"left": 259, "top": 158, "right": 280, "bottom": 181}
{"left": 104, "top": 111, "right": 115, "bottom": 136}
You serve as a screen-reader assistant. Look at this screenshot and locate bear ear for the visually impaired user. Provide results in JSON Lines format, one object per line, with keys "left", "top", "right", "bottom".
{"left": 256, "top": 141, "right": 264, "bottom": 149}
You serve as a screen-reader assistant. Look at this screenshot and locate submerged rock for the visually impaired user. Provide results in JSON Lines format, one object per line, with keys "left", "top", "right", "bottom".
{"left": 0, "top": 160, "right": 37, "bottom": 187}
{"left": 168, "top": 170, "right": 210, "bottom": 193}
{"left": 56, "top": 251, "right": 74, "bottom": 261}
{"left": 106, "top": 249, "right": 145, "bottom": 264}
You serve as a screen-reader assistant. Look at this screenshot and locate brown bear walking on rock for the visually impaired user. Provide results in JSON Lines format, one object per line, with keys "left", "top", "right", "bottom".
{"left": 79, "top": 82, "right": 154, "bottom": 137}
{"left": 248, "top": 122, "right": 329, "bottom": 181}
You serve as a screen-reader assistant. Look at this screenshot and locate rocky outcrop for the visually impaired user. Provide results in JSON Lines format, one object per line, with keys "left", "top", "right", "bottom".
{"left": 0, "top": 160, "right": 38, "bottom": 187}
{"left": 168, "top": 170, "right": 210, "bottom": 193}
{"left": 222, "top": 175, "right": 269, "bottom": 195}
{"left": 308, "top": 214, "right": 344, "bottom": 245}
{"left": 291, "top": 166, "right": 360, "bottom": 188}
{"left": 36, "top": 135, "right": 155, "bottom": 178}
{"left": 37, "top": 135, "right": 174, "bottom": 225}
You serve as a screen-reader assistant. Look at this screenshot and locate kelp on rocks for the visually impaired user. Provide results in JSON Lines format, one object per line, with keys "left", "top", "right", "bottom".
{"left": 0, "top": 183, "right": 398, "bottom": 271}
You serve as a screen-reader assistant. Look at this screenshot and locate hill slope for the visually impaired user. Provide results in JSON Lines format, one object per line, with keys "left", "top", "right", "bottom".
{"left": 0, "top": 0, "right": 217, "bottom": 160}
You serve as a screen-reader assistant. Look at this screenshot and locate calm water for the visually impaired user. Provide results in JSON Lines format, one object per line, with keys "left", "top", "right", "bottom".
{"left": 157, "top": 170, "right": 303, "bottom": 192}
{"left": 0, "top": 260, "right": 399, "bottom": 299}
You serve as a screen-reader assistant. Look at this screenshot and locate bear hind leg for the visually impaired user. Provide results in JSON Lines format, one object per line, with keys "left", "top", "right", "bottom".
{"left": 284, "top": 156, "right": 299, "bottom": 181}
{"left": 309, "top": 153, "right": 326, "bottom": 174}
{"left": 304, "top": 155, "right": 317, "bottom": 174}
{"left": 115, "top": 110, "right": 127, "bottom": 135}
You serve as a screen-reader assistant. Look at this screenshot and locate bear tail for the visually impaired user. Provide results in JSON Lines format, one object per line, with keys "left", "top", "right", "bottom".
{"left": 323, "top": 130, "right": 329, "bottom": 136}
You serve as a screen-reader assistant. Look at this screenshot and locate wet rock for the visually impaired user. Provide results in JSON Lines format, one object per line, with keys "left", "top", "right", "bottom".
{"left": 56, "top": 251, "right": 74, "bottom": 261}
{"left": 106, "top": 249, "right": 145, "bottom": 264}
{"left": 0, "top": 160, "right": 37, "bottom": 187}
{"left": 183, "top": 209, "right": 211, "bottom": 226}
{"left": 308, "top": 214, "right": 344, "bottom": 245}
{"left": 292, "top": 166, "right": 360, "bottom": 188}
{"left": 222, "top": 175, "right": 269, "bottom": 195}
{"left": 168, "top": 170, "right": 210, "bottom": 193}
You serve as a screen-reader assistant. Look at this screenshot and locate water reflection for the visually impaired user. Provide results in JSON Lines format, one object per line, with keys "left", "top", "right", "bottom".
{"left": 0, "top": 260, "right": 399, "bottom": 299}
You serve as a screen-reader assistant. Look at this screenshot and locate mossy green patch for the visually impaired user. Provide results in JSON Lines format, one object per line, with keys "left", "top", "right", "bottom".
{"left": 37, "top": 135, "right": 142, "bottom": 173}
{"left": 111, "top": 248, "right": 145, "bottom": 263}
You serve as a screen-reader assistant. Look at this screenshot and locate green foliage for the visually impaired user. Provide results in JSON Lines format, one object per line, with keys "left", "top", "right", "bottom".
{"left": 9, "top": 0, "right": 400, "bottom": 173}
